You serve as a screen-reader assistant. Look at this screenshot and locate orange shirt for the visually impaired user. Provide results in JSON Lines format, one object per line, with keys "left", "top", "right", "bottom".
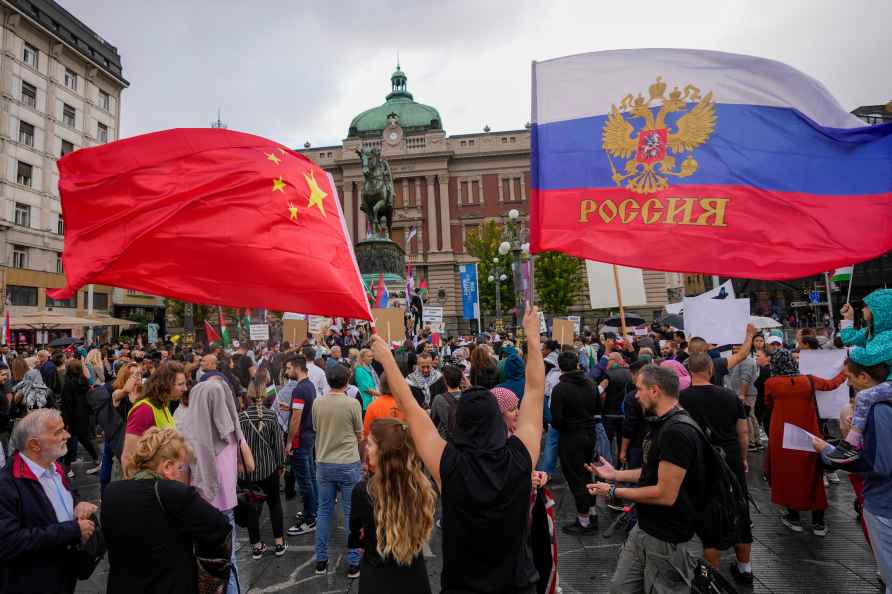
{"left": 363, "top": 394, "right": 405, "bottom": 437}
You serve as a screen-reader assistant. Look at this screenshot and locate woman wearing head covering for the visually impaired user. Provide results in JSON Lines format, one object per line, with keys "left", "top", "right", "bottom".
{"left": 660, "top": 359, "right": 692, "bottom": 391}
{"left": 764, "top": 349, "right": 845, "bottom": 537}
{"left": 180, "top": 375, "right": 255, "bottom": 594}
{"left": 491, "top": 387, "right": 519, "bottom": 436}
{"left": 369, "top": 307, "right": 546, "bottom": 594}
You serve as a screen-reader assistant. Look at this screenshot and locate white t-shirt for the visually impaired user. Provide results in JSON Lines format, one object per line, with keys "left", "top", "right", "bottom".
{"left": 307, "top": 362, "right": 330, "bottom": 397}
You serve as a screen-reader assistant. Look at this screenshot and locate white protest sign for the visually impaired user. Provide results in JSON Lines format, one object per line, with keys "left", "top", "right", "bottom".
{"left": 798, "top": 349, "right": 849, "bottom": 419}
{"left": 538, "top": 311, "right": 547, "bottom": 335}
{"left": 666, "top": 280, "right": 735, "bottom": 315}
{"left": 423, "top": 306, "right": 443, "bottom": 323}
{"left": 683, "top": 297, "right": 749, "bottom": 345}
{"left": 282, "top": 312, "right": 306, "bottom": 320}
{"left": 782, "top": 422, "right": 817, "bottom": 453}
{"left": 568, "top": 315, "right": 581, "bottom": 334}
{"left": 308, "top": 316, "right": 330, "bottom": 335}
{"left": 249, "top": 324, "right": 269, "bottom": 341}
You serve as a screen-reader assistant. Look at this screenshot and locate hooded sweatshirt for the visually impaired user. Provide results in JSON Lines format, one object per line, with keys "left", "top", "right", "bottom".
{"left": 841, "top": 288, "right": 892, "bottom": 380}
{"left": 496, "top": 346, "right": 526, "bottom": 399}
{"left": 550, "top": 370, "right": 600, "bottom": 432}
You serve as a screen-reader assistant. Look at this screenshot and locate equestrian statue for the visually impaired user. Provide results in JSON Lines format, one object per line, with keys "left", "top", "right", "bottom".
{"left": 356, "top": 147, "right": 394, "bottom": 239}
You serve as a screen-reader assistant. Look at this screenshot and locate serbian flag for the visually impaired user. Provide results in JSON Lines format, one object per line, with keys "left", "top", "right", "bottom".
{"left": 530, "top": 49, "right": 892, "bottom": 280}
{"left": 373, "top": 273, "right": 389, "bottom": 308}
{"left": 49, "top": 128, "right": 373, "bottom": 320}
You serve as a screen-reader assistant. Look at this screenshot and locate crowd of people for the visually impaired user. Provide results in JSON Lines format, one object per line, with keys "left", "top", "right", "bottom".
{"left": 0, "top": 289, "right": 890, "bottom": 593}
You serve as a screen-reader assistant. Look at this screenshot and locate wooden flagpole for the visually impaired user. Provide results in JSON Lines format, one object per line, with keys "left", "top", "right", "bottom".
{"left": 612, "top": 264, "right": 628, "bottom": 339}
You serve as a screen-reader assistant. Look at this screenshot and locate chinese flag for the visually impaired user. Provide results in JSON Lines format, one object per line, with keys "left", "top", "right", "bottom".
{"left": 49, "top": 128, "right": 372, "bottom": 321}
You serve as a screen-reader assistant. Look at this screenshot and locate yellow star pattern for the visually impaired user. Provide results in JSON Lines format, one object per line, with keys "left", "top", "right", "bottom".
{"left": 288, "top": 202, "right": 299, "bottom": 222}
{"left": 304, "top": 170, "right": 327, "bottom": 217}
{"left": 265, "top": 152, "right": 281, "bottom": 165}
{"left": 272, "top": 177, "right": 286, "bottom": 192}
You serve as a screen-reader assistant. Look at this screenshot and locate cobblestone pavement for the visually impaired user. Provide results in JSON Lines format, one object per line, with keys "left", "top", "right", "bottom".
{"left": 74, "top": 449, "right": 881, "bottom": 594}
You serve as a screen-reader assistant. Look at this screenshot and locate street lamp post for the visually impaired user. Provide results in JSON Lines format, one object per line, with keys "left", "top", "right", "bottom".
{"left": 501, "top": 208, "right": 529, "bottom": 340}
{"left": 488, "top": 257, "right": 508, "bottom": 332}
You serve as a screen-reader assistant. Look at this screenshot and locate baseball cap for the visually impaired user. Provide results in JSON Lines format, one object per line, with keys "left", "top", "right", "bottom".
{"left": 766, "top": 336, "right": 783, "bottom": 346}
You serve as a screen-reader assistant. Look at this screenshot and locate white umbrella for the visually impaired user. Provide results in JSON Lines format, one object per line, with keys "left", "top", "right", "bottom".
{"left": 749, "top": 315, "right": 782, "bottom": 329}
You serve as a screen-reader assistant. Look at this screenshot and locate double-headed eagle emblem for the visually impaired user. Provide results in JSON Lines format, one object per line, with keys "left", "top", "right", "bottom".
{"left": 602, "top": 77, "right": 716, "bottom": 194}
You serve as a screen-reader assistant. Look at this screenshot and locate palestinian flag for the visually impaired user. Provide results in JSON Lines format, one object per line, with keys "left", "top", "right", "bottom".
{"left": 218, "top": 308, "right": 231, "bottom": 348}
{"left": 832, "top": 266, "right": 854, "bottom": 282}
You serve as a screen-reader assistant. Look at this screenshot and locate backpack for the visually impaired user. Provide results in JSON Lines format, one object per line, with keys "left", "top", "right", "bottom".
{"left": 441, "top": 392, "right": 460, "bottom": 440}
{"left": 665, "top": 413, "right": 749, "bottom": 551}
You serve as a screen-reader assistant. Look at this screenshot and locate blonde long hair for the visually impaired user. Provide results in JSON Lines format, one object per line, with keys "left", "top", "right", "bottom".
{"left": 367, "top": 418, "right": 436, "bottom": 565}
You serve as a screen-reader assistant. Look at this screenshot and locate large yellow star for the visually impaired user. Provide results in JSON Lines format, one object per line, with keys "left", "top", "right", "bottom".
{"left": 272, "top": 177, "right": 286, "bottom": 192}
{"left": 265, "top": 151, "right": 281, "bottom": 165}
{"left": 304, "top": 170, "right": 327, "bottom": 217}
{"left": 288, "top": 202, "right": 299, "bottom": 222}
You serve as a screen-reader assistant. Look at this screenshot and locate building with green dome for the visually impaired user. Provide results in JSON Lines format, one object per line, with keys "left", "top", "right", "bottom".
{"left": 348, "top": 66, "right": 442, "bottom": 138}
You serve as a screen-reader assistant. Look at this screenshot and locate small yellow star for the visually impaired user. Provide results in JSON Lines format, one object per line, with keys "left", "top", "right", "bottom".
{"left": 265, "top": 152, "right": 281, "bottom": 165}
{"left": 288, "top": 202, "right": 299, "bottom": 222}
{"left": 272, "top": 177, "right": 286, "bottom": 192}
{"left": 304, "top": 170, "right": 327, "bottom": 217}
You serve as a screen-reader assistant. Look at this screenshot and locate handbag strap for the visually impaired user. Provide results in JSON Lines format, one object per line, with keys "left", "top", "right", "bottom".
{"left": 153, "top": 480, "right": 167, "bottom": 514}
{"left": 246, "top": 410, "right": 274, "bottom": 452}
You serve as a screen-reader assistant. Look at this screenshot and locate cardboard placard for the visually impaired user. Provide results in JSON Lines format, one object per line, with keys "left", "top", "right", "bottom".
{"left": 372, "top": 308, "right": 406, "bottom": 344}
{"left": 282, "top": 319, "right": 309, "bottom": 345}
{"left": 552, "top": 319, "right": 576, "bottom": 346}
{"left": 308, "top": 316, "right": 330, "bottom": 335}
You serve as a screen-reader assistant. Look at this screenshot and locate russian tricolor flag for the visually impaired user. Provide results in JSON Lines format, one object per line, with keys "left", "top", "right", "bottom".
{"left": 529, "top": 49, "right": 892, "bottom": 280}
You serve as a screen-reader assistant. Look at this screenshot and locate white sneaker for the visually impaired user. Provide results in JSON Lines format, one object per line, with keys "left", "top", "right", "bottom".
{"left": 827, "top": 471, "right": 840, "bottom": 484}
{"left": 67, "top": 470, "right": 75, "bottom": 479}
{"left": 85, "top": 464, "right": 101, "bottom": 475}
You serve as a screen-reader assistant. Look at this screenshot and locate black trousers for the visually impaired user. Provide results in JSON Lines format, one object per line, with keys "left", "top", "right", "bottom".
{"left": 246, "top": 471, "right": 285, "bottom": 543}
{"left": 559, "top": 429, "right": 596, "bottom": 514}
{"left": 64, "top": 428, "right": 99, "bottom": 465}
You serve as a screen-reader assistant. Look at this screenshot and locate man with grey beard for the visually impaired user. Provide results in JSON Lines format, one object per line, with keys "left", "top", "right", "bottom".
{"left": 0, "top": 409, "right": 97, "bottom": 593}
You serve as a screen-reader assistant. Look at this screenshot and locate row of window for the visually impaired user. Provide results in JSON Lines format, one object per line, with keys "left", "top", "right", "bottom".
{"left": 16, "top": 117, "right": 105, "bottom": 151}
{"left": 457, "top": 135, "right": 520, "bottom": 148}
{"left": 10, "top": 245, "right": 62, "bottom": 273}
{"left": 6, "top": 283, "right": 108, "bottom": 309}
{"left": 23, "top": 42, "right": 112, "bottom": 110}
{"left": 13, "top": 202, "right": 63, "bottom": 233}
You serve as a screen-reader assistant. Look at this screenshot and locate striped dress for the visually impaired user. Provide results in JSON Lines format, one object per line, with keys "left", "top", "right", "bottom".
{"left": 238, "top": 405, "right": 285, "bottom": 482}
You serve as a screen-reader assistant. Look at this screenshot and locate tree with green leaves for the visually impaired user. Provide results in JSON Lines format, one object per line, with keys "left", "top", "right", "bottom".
{"left": 533, "top": 251, "right": 583, "bottom": 315}
{"left": 464, "top": 220, "right": 516, "bottom": 316}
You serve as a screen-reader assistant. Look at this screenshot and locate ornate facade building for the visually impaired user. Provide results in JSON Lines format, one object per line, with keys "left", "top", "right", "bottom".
{"left": 299, "top": 66, "right": 697, "bottom": 333}
{"left": 0, "top": 0, "right": 164, "bottom": 343}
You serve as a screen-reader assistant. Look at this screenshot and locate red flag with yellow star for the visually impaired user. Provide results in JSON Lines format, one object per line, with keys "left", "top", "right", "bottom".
{"left": 48, "top": 128, "right": 373, "bottom": 321}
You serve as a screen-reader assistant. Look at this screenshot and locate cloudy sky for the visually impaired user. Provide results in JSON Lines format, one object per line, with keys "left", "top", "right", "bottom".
{"left": 61, "top": 0, "right": 891, "bottom": 148}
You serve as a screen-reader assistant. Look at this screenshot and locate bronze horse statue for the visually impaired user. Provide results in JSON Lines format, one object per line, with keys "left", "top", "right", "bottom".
{"left": 356, "top": 148, "right": 394, "bottom": 239}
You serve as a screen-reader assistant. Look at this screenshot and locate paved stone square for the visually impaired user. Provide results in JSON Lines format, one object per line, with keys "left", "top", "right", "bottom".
{"left": 74, "top": 450, "right": 880, "bottom": 594}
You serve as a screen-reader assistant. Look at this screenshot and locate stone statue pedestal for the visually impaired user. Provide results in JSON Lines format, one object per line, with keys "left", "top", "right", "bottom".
{"left": 354, "top": 238, "right": 406, "bottom": 297}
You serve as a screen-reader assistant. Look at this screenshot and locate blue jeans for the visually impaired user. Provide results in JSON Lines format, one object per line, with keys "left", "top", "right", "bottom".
{"left": 292, "top": 439, "right": 318, "bottom": 522}
{"left": 864, "top": 509, "right": 892, "bottom": 593}
{"left": 314, "top": 461, "right": 362, "bottom": 565}
{"left": 537, "top": 426, "right": 560, "bottom": 475}
{"left": 223, "top": 508, "right": 239, "bottom": 594}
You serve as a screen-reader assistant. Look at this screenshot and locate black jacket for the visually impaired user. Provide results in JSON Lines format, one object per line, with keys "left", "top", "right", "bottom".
{"left": 550, "top": 371, "right": 600, "bottom": 432}
{"left": 603, "top": 367, "right": 634, "bottom": 414}
{"left": 61, "top": 375, "right": 91, "bottom": 435}
{"left": 102, "top": 478, "right": 231, "bottom": 594}
{"left": 0, "top": 453, "right": 82, "bottom": 594}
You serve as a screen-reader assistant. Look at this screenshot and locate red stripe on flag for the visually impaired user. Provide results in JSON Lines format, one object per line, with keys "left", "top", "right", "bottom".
{"left": 530, "top": 185, "right": 892, "bottom": 280}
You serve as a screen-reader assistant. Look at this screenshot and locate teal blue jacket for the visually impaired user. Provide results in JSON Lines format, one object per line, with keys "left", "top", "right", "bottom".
{"left": 841, "top": 288, "right": 892, "bottom": 380}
